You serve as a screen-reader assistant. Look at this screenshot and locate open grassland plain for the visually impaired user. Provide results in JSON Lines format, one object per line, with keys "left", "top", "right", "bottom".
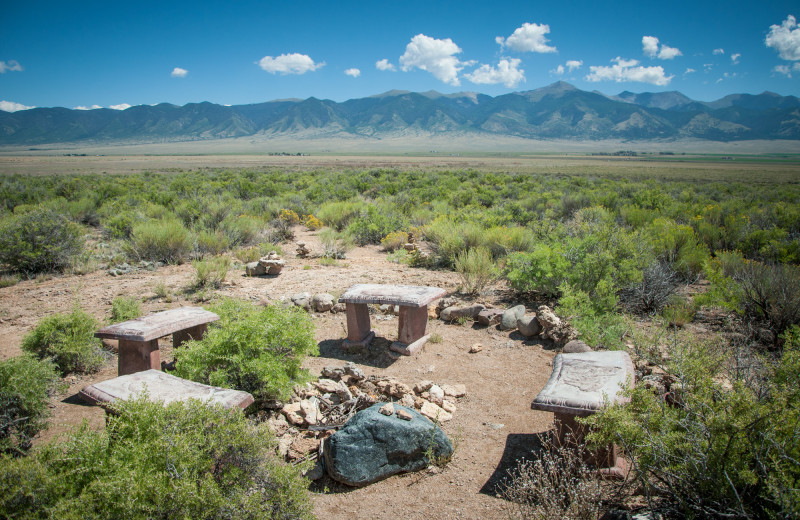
{"left": 1, "top": 153, "right": 799, "bottom": 519}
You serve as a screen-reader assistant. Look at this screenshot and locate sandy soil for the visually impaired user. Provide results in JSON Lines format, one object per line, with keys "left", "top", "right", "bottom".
{"left": 0, "top": 228, "right": 563, "bottom": 520}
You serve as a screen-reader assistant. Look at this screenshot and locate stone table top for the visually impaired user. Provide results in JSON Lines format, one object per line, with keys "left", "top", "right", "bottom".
{"left": 338, "top": 284, "right": 447, "bottom": 308}
{"left": 79, "top": 369, "right": 254, "bottom": 410}
{"left": 95, "top": 307, "right": 219, "bottom": 342}
{"left": 531, "top": 351, "right": 634, "bottom": 416}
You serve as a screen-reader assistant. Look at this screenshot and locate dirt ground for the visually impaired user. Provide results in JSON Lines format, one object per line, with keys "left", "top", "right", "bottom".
{"left": 0, "top": 227, "right": 567, "bottom": 520}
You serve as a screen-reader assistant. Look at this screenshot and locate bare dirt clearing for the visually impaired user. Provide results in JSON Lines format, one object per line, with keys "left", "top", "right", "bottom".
{"left": 1, "top": 228, "right": 559, "bottom": 520}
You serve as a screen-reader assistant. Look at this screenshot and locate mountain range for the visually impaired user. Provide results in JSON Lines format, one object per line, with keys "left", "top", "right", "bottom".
{"left": 1, "top": 82, "right": 799, "bottom": 145}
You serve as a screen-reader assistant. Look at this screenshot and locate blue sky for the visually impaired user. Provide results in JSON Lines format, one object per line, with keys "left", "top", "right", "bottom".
{"left": 1, "top": 0, "right": 798, "bottom": 112}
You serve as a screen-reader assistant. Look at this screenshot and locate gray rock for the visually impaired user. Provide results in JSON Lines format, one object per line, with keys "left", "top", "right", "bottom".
{"left": 290, "top": 292, "right": 311, "bottom": 310}
{"left": 476, "top": 308, "right": 503, "bottom": 326}
{"left": 312, "top": 293, "right": 335, "bottom": 312}
{"left": 517, "top": 315, "right": 542, "bottom": 337}
{"left": 500, "top": 305, "right": 526, "bottom": 330}
{"left": 440, "top": 304, "right": 485, "bottom": 322}
{"left": 245, "top": 261, "right": 267, "bottom": 276}
{"left": 563, "top": 340, "right": 592, "bottom": 353}
{"left": 324, "top": 403, "right": 453, "bottom": 487}
{"left": 331, "top": 302, "right": 347, "bottom": 313}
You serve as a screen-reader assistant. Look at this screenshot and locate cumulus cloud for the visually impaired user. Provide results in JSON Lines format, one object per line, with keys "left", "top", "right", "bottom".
{"left": 642, "top": 36, "right": 682, "bottom": 60}
{"left": 684, "top": 68, "right": 696, "bottom": 75}
{"left": 713, "top": 48, "right": 725, "bottom": 55}
{"left": 344, "top": 68, "right": 361, "bottom": 78}
{"left": 773, "top": 62, "right": 800, "bottom": 77}
{"left": 74, "top": 105, "right": 103, "bottom": 110}
{"left": 585, "top": 57, "right": 673, "bottom": 86}
{"left": 566, "top": 60, "right": 583, "bottom": 71}
{"left": 0, "top": 60, "right": 23, "bottom": 73}
{"left": 0, "top": 100, "right": 34, "bottom": 112}
{"left": 375, "top": 58, "right": 396, "bottom": 71}
{"left": 258, "top": 53, "right": 325, "bottom": 75}
{"left": 730, "top": 53, "right": 741, "bottom": 64}
{"left": 551, "top": 64, "right": 565, "bottom": 75}
{"left": 765, "top": 15, "right": 800, "bottom": 60}
{"left": 171, "top": 67, "right": 188, "bottom": 77}
{"left": 496, "top": 22, "right": 556, "bottom": 53}
{"left": 399, "top": 34, "right": 472, "bottom": 86}
{"left": 109, "top": 103, "right": 131, "bottom": 110}
{"left": 465, "top": 58, "right": 525, "bottom": 87}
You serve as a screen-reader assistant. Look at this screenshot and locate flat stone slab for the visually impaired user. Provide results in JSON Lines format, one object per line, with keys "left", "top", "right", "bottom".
{"left": 532, "top": 351, "right": 634, "bottom": 417}
{"left": 79, "top": 369, "right": 254, "bottom": 410}
{"left": 338, "top": 284, "right": 446, "bottom": 308}
{"left": 95, "top": 307, "right": 219, "bottom": 342}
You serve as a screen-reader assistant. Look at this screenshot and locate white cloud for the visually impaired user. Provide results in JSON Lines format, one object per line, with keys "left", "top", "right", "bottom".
{"left": 773, "top": 62, "right": 800, "bottom": 77}
{"left": 0, "top": 60, "right": 23, "bottom": 73}
{"left": 585, "top": 57, "right": 673, "bottom": 86}
{"left": 466, "top": 58, "right": 525, "bottom": 87}
{"left": 171, "top": 67, "right": 188, "bottom": 78}
{"left": 0, "top": 100, "right": 34, "bottom": 112}
{"left": 497, "top": 22, "right": 556, "bottom": 53}
{"left": 375, "top": 58, "right": 396, "bottom": 71}
{"left": 109, "top": 103, "right": 131, "bottom": 110}
{"left": 551, "top": 64, "right": 565, "bottom": 75}
{"left": 74, "top": 105, "right": 103, "bottom": 110}
{"left": 684, "top": 68, "right": 696, "bottom": 75}
{"left": 713, "top": 48, "right": 725, "bottom": 55}
{"left": 258, "top": 53, "right": 325, "bottom": 75}
{"left": 344, "top": 68, "right": 361, "bottom": 78}
{"left": 765, "top": 15, "right": 800, "bottom": 60}
{"left": 730, "top": 53, "right": 741, "bottom": 64}
{"left": 399, "top": 33, "right": 472, "bottom": 86}
{"left": 566, "top": 60, "right": 583, "bottom": 71}
{"left": 642, "top": 36, "right": 659, "bottom": 58}
{"left": 643, "top": 36, "right": 682, "bottom": 60}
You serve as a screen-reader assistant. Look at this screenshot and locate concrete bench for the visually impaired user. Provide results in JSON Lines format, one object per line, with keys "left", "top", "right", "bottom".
{"left": 79, "top": 369, "right": 254, "bottom": 410}
{"left": 531, "top": 350, "right": 634, "bottom": 478}
{"left": 338, "top": 284, "right": 446, "bottom": 355}
{"left": 95, "top": 306, "right": 219, "bottom": 376}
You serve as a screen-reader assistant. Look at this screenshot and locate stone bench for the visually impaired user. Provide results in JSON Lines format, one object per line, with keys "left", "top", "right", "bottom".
{"left": 79, "top": 369, "right": 254, "bottom": 410}
{"left": 531, "top": 350, "right": 634, "bottom": 478}
{"left": 95, "top": 306, "right": 219, "bottom": 376}
{"left": 338, "top": 284, "right": 446, "bottom": 356}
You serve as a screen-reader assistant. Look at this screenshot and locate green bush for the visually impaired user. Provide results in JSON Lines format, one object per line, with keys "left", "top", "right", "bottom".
{"left": 174, "top": 298, "right": 318, "bottom": 405}
{"left": 317, "top": 199, "right": 367, "bottom": 231}
{"left": 21, "top": 307, "right": 104, "bottom": 375}
{"left": 455, "top": 247, "right": 498, "bottom": 294}
{"left": 126, "top": 218, "right": 193, "bottom": 264}
{"left": 346, "top": 206, "right": 406, "bottom": 246}
{"left": 0, "top": 397, "right": 314, "bottom": 519}
{"left": 109, "top": 296, "right": 142, "bottom": 323}
{"left": 319, "top": 229, "right": 354, "bottom": 259}
{"left": 587, "top": 328, "right": 800, "bottom": 519}
{"left": 0, "top": 355, "right": 60, "bottom": 455}
{"left": 195, "top": 229, "right": 230, "bottom": 257}
{"left": 0, "top": 207, "right": 84, "bottom": 275}
{"left": 505, "top": 244, "right": 570, "bottom": 297}
{"left": 556, "top": 283, "right": 629, "bottom": 349}
{"left": 219, "top": 215, "right": 263, "bottom": 248}
{"left": 192, "top": 256, "right": 231, "bottom": 289}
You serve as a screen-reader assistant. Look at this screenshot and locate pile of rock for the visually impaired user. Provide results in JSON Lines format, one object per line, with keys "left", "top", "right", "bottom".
{"left": 284, "top": 292, "right": 345, "bottom": 313}
{"left": 269, "top": 363, "right": 466, "bottom": 478}
{"left": 295, "top": 241, "right": 311, "bottom": 258}
{"left": 245, "top": 251, "right": 285, "bottom": 276}
{"left": 403, "top": 231, "right": 419, "bottom": 253}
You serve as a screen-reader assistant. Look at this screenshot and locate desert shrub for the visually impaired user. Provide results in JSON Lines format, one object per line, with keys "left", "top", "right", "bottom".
{"left": 619, "top": 261, "right": 678, "bottom": 314}
{"left": 455, "top": 247, "right": 498, "bottom": 294}
{"left": 234, "top": 245, "right": 261, "bottom": 264}
{"left": 195, "top": 229, "right": 230, "bottom": 257}
{"left": 0, "top": 207, "right": 84, "bottom": 275}
{"left": 219, "top": 215, "right": 263, "bottom": 247}
{"left": 347, "top": 206, "right": 406, "bottom": 246}
{"left": 109, "top": 296, "right": 141, "bottom": 323}
{"left": 192, "top": 256, "right": 231, "bottom": 289}
{"left": 387, "top": 248, "right": 411, "bottom": 264}
{"left": 505, "top": 244, "right": 570, "bottom": 297}
{"left": 482, "top": 225, "right": 535, "bottom": 257}
{"left": 303, "top": 214, "right": 323, "bottom": 230}
{"left": 380, "top": 231, "right": 409, "bottom": 252}
{"left": 0, "top": 274, "right": 20, "bottom": 288}
{"left": 0, "top": 355, "right": 60, "bottom": 455}
{"left": 270, "top": 217, "right": 295, "bottom": 242}
{"left": 500, "top": 435, "right": 603, "bottom": 520}
{"left": 586, "top": 328, "right": 800, "bottom": 519}
{"left": 21, "top": 307, "right": 104, "bottom": 375}
{"left": 319, "top": 229, "right": 354, "bottom": 259}
{"left": 556, "top": 284, "right": 629, "bottom": 349}
{"left": 317, "top": 200, "right": 368, "bottom": 231}
{"left": 661, "top": 295, "right": 695, "bottom": 328}
{"left": 127, "top": 218, "right": 193, "bottom": 264}
{"left": 0, "top": 397, "right": 314, "bottom": 519}
{"left": 278, "top": 208, "right": 301, "bottom": 225}
{"left": 174, "top": 298, "right": 318, "bottom": 405}
{"left": 648, "top": 218, "right": 709, "bottom": 279}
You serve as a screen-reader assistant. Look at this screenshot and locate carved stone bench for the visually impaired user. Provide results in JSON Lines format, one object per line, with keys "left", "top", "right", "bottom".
{"left": 338, "top": 284, "right": 446, "bottom": 356}
{"left": 95, "top": 307, "right": 219, "bottom": 376}
{"left": 531, "top": 350, "right": 635, "bottom": 478}
{"left": 79, "top": 369, "right": 254, "bottom": 410}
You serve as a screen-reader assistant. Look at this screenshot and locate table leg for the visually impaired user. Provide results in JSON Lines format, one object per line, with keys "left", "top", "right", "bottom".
{"left": 173, "top": 323, "right": 208, "bottom": 349}
{"left": 398, "top": 305, "right": 428, "bottom": 344}
{"left": 118, "top": 339, "right": 160, "bottom": 376}
{"left": 345, "top": 303, "right": 372, "bottom": 342}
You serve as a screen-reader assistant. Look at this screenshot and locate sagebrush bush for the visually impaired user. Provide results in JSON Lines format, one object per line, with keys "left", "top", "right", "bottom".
{"left": 174, "top": 298, "right": 318, "bottom": 405}
{"left": 126, "top": 218, "right": 193, "bottom": 264}
{"left": 304, "top": 214, "right": 323, "bottom": 230}
{"left": 0, "top": 355, "right": 61, "bottom": 455}
{"left": 109, "top": 296, "right": 142, "bottom": 323}
{"left": 619, "top": 260, "right": 678, "bottom": 314}
{"left": 0, "top": 397, "right": 314, "bottom": 519}
{"left": 319, "top": 229, "right": 354, "bottom": 259}
{"left": 21, "top": 307, "right": 105, "bottom": 375}
{"left": 219, "top": 214, "right": 263, "bottom": 247}
{"left": 316, "top": 200, "right": 366, "bottom": 230}
{"left": 0, "top": 207, "right": 84, "bottom": 275}
{"left": 195, "top": 229, "right": 230, "bottom": 257}
{"left": 380, "top": 231, "right": 409, "bottom": 252}
{"left": 192, "top": 256, "right": 231, "bottom": 289}
{"left": 455, "top": 247, "right": 498, "bottom": 294}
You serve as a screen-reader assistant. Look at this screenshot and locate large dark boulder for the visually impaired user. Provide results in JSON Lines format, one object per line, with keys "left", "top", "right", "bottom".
{"left": 323, "top": 403, "right": 453, "bottom": 487}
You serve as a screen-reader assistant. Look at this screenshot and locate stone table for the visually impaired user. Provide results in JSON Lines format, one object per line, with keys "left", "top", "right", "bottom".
{"left": 338, "top": 284, "right": 447, "bottom": 355}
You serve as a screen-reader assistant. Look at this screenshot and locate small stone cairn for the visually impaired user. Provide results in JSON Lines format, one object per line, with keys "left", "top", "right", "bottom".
{"left": 296, "top": 241, "right": 311, "bottom": 258}
{"left": 403, "top": 232, "right": 419, "bottom": 253}
{"left": 245, "top": 251, "right": 285, "bottom": 276}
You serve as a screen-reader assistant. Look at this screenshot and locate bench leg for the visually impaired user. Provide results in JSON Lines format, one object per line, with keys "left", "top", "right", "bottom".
{"left": 398, "top": 305, "right": 428, "bottom": 344}
{"left": 118, "top": 339, "right": 160, "bottom": 376}
{"left": 554, "top": 411, "right": 626, "bottom": 477}
{"left": 345, "top": 303, "right": 372, "bottom": 342}
{"left": 173, "top": 324, "right": 208, "bottom": 349}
